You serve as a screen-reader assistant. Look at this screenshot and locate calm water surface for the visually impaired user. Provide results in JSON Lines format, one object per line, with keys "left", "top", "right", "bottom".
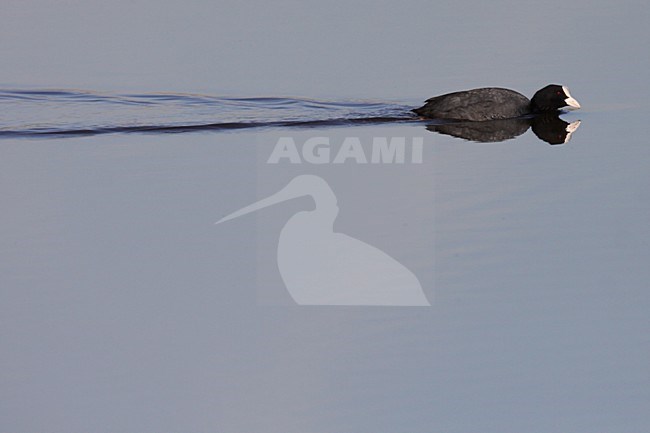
{"left": 2, "top": 1, "right": 650, "bottom": 432}
{"left": 2, "top": 96, "right": 649, "bottom": 433}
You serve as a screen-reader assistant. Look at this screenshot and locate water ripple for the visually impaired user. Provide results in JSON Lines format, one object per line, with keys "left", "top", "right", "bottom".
{"left": 0, "top": 89, "right": 417, "bottom": 138}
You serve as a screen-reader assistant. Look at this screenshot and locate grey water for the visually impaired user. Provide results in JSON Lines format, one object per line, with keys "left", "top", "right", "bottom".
{"left": 2, "top": 1, "right": 650, "bottom": 433}
{"left": 0, "top": 90, "right": 416, "bottom": 136}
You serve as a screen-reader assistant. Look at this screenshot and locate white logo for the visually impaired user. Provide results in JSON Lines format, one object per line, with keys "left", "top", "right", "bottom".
{"left": 217, "top": 175, "right": 430, "bottom": 306}
{"left": 267, "top": 136, "right": 424, "bottom": 164}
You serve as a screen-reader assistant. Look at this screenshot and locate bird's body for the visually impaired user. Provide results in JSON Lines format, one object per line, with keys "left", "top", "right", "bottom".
{"left": 413, "top": 84, "right": 580, "bottom": 121}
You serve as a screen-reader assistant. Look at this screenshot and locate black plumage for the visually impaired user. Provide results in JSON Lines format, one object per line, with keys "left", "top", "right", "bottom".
{"left": 413, "top": 84, "right": 580, "bottom": 121}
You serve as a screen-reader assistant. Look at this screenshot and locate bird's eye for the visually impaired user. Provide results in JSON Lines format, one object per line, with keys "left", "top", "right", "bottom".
{"left": 556, "top": 91, "right": 562, "bottom": 95}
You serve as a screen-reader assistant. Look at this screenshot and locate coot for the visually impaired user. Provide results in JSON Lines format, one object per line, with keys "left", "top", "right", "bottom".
{"left": 413, "top": 84, "right": 580, "bottom": 121}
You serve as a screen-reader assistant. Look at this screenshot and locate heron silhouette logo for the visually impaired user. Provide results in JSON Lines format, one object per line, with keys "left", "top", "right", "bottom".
{"left": 216, "top": 175, "right": 430, "bottom": 306}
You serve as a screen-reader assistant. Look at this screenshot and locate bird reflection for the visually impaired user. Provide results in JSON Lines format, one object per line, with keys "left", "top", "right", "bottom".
{"left": 425, "top": 113, "right": 581, "bottom": 144}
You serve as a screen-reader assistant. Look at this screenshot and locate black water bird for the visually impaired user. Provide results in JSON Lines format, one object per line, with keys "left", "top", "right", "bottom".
{"left": 413, "top": 84, "right": 581, "bottom": 121}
